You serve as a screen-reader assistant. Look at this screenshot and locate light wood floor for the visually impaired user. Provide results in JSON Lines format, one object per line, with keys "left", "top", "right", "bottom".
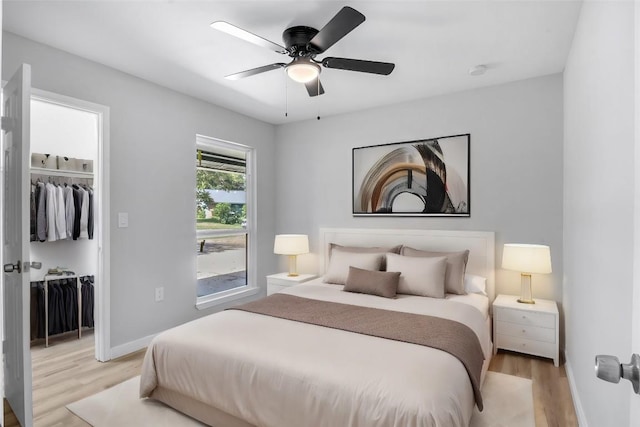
{"left": 5, "top": 331, "right": 145, "bottom": 427}
{"left": 5, "top": 333, "right": 577, "bottom": 427}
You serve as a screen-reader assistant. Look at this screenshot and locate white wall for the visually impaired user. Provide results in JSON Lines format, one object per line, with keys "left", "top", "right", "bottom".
{"left": 2, "top": 32, "right": 278, "bottom": 349}
{"left": 563, "top": 1, "right": 635, "bottom": 426}
{"left": 275, "top": 74, "right": 564, "bottom": 303}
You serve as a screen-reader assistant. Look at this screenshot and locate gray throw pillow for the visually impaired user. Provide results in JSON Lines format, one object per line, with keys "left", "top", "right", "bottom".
{"left": 344, "top": 266, "right": 401, "bottom": 298}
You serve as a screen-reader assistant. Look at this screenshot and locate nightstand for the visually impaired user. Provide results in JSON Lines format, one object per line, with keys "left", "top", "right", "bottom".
{"left": 493, "top": 294, "right": 559, "bottom": 367}
{"left": 266, "top": 273, "right": 316, "bottom": 296}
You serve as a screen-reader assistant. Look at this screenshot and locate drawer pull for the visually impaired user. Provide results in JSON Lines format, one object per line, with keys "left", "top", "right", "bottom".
{"left": 522, "top": 329, "right": 526, "bottom": 333}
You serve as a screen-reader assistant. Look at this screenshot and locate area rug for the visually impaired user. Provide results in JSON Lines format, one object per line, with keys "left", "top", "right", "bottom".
{"left": 68, "top": 371, "right": 534, "bottom": 426}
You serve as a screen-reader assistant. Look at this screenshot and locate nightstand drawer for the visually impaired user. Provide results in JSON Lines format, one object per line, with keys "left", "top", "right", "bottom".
{"left": 495, "top": 334, "right": 556, "bottom": 359}
{"left": 495, "top": 321, "right": 555, "bottom": 343}
{"left": 495, "top": 307, "right": 555, "bottom": 329}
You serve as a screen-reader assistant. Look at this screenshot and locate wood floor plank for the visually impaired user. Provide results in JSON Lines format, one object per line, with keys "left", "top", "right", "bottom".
{"left": 5, "top": 336, "right": 578, "bottom": 426}
{"left": 489, "top": 349, "right": 578, "bottom": 427}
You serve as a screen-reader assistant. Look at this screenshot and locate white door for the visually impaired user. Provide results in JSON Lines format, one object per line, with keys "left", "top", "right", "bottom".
{"left": 2, "top": 64, "right": 33, "bottom": 427}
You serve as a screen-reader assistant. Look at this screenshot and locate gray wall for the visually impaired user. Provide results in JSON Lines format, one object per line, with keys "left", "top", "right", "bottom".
{"left": 275, "top": 74, "right": 564, "bottom": 303}
{"left": 3, "top": 32, "right": 278, "bottom": 348}
{"left": 563, "top": 2, "right": 635, "bottom": 425}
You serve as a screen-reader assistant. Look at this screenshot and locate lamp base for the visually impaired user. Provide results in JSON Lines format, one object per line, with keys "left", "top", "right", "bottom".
{"left": 518, "top": 273, "right": 535, "bottom": 304}
{"left": 287, "top": 255, "right": 298, "bottom": 277}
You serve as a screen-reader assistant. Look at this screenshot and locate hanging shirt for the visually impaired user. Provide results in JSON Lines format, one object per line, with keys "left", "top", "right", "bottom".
{"left": 63, "top": 185, "right": 75, "bottom": 240}
{"left": 79, "top": 187, "right": 89, "bottom": 239}
{"left": 30, "top": 183, "right": 37, "bottom": 242}
{"left": 55, "top": 185, "right": 67, "bottom": 240}
{"left": 87, "top": 188, "right": 94, "bottom": 240}
{"left": 72, "top": 185, "right": 83, "bottom": 240}
{"left": 45, "top": 182, "right": 58, "bottom": 242}
{"left": 36, "top": 181, "right": 47, "bottom": 242}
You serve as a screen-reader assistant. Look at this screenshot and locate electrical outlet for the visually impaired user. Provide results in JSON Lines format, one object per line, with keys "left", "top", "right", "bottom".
{"left": 155, "top": 287, "right": 164, "bottom": 302}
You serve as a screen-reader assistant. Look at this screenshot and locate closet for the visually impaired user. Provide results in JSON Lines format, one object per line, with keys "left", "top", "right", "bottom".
{"left": 29, "top": 95, "right": 100, "bottom": 347}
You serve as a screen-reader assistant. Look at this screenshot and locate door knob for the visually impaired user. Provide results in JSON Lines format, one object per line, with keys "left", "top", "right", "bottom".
{"left": 3, "top": 261, "right": 21, "bottom": 274}
{"left": 595, "top": 354, "right": 640, "bottom": 394}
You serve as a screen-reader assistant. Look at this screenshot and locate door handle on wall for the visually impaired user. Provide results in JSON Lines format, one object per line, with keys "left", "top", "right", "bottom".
{"left": 595, "top": 354, "right": 640, "bottom": 394}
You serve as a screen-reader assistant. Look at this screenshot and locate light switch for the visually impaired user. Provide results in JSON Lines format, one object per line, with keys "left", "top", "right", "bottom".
{"left": 118, "top": 212, "right": 129, "bottom": 228}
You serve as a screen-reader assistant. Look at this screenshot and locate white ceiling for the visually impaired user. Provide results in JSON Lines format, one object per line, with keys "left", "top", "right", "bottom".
{"left": 3, "top": 0, "right": 582, "bottom": 125}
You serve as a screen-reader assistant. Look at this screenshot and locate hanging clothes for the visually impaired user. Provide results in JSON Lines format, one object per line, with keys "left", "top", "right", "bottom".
{"left": 79, "top": 186, "right": 89, "bottom": 239}
{"left": 31, "top": 177, "right": 93, "bottom": 243}
{"left": 55, "top": 185, "right": 67, "bottom": 240}
{"left": 45, "top": 182, "right": 58, "bottom": 242}
{"left": 80, "top": 276, "right": 95, "bottom": 328}
{"left": 36, "top": 181, "right": 47, "bottom": 242}
{"left": 30, "top": 275, "right": 94, "bottom": 340}
{"left": 64, "top": 184, "right": 75, "bottom": 239}
{"left": 87, "top": 187, "right": 94, "bottom": 240}
{"left": 72, "top": 184, "right": 83, "bottom": 240}
{"left": 30, "top": 183, "right": 37, "bottom": 242}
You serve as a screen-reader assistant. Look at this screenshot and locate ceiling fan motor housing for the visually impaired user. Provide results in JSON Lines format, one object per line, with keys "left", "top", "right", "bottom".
{"left": 282, "top": 26, "right": 319, "bottom": 55}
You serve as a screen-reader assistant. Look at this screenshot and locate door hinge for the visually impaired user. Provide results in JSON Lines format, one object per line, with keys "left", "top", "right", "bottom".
{"left": 1, "top": 116, "right": 14, "bottom": 132}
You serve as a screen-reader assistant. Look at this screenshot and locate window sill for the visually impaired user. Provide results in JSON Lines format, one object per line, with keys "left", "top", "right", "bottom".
{"left": 195, "top": 286, "right": 261, "bottom": 311}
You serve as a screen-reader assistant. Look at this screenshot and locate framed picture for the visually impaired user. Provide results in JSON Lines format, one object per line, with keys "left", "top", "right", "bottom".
{"left": 353, "top": 134, "right": 470, "bottom": 217}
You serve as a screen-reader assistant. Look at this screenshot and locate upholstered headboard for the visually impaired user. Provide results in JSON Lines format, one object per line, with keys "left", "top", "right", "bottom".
{"left": 318, "top": 228, "right": 496, "bottom": 302}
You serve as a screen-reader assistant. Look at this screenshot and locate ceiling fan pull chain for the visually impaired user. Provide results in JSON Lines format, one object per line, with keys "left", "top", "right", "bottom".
{"left": 317, "top": 78, "right": 321, "bottom": 120}
{"left": 285, "top": 75, "right": 288, "bottom": 117}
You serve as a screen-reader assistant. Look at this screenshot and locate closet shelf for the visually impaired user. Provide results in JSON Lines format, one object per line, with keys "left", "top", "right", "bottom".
{"left": 30, "top": 167, "right": 93, "bottom": 178}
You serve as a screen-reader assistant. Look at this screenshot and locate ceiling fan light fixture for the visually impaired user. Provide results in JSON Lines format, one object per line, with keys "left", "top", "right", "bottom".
{"left": 286, "top": 59, "right": 321, "bottom": 83}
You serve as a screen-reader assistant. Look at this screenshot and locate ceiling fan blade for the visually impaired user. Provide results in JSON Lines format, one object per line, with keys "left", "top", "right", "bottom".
{"left": 225, "top": 63, "right": 287, "bottom": 80}
{"left": 322, "top": 57, "right": 395, "bottom": 75}
{"left": 305, "top": 78, "right": 325, "bottom": 97}
{"left": 211, "top": 21, "right": 288, "bottom": 54}
{"left": 307, "top": 7, "right": 365, "bottom": 53}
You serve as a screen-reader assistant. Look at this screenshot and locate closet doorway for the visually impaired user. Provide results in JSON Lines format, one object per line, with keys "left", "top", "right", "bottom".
{"left": 28, "top": 88, "right": 110, "bottom": 363}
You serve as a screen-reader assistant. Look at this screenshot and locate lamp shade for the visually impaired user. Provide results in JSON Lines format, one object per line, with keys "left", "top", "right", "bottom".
{"left": 274, "top": 234, "right": 309, "bottom": 255}
{"left": 502, "top": 244, "right": 552, "bottom": 274}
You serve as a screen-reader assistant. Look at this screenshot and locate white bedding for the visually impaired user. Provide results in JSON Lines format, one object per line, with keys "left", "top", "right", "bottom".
{"left": 141, "top": 281, "right": 491, "bottom": 427}
{"left": 285, "top": 279, "right": 491, "bottom": 356}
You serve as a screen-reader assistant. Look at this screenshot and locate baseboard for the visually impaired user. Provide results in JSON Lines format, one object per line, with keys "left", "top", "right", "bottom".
{"left": 110, "top": 333, "right": 156, "bottom": 360}
{"left": 564, "top": 353, "right": 588, "bottom": 427}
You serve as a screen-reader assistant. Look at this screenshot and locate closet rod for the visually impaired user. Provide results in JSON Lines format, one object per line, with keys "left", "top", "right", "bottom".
{"left": 30, "top": 167, "right": 93, "bottom": 179}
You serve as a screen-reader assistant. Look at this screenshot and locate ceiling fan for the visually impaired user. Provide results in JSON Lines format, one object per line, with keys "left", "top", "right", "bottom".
{"left": 211, "top": 6, "right": 395, "bottom": 97}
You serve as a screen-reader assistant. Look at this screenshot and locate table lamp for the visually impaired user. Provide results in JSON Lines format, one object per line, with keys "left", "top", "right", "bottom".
{"left": 274, "top": 234, "right": 309, "bottom": 277}
{"left": 502, "top": 243, "right": 552, "bottom": 304}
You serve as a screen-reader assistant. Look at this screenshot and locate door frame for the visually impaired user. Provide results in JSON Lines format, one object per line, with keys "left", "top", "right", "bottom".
{"left": 30, "top": 88, "right": 111, "bottom": 362}
{"left": 632, "top": 1, "right": 640, "bottom": 424}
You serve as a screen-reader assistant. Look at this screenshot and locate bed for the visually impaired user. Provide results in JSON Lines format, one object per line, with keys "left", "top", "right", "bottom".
{"left": 140, "top": 228, "right": 495, "bottom": 427}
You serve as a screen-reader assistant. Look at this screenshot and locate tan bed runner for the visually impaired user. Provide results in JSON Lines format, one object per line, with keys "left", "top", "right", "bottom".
{"left": 230, "top": 293, "right": 485, "bottom": 410}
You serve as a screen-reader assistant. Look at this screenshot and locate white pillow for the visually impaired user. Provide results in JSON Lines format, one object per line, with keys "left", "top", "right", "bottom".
{"left": 386, "top": 253, "right": 447, "bottom": 298}
{"left": 464, "top": 274, "right": 487, "bottom": 295}
{"left": 323, "top": 249, "right": 384, "bottom": 285}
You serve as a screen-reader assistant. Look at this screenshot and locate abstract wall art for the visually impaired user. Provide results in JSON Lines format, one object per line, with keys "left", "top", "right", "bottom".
{"left": 353, "top": 134, "right": 470, "bottom": 216}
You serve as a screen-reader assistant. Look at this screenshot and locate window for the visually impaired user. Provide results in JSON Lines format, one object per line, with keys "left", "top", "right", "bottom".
{"left": 195, "top": 136, "right": 255, "bottom": 306}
